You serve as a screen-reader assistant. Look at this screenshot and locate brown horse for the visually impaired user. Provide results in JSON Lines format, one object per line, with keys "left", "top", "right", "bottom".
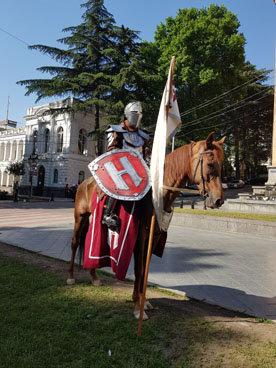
{"left": 67, "top": 132, "right": 226, "bottom": 319}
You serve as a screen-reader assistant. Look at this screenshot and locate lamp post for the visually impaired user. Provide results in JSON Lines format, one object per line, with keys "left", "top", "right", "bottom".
{"left": 28, "top": 152, "right": 39, "bottom": 200}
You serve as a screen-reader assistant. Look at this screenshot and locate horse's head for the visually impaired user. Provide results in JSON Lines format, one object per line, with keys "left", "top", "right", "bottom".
{"left": 190, "top": 132, "right": 226, "bottom": 209}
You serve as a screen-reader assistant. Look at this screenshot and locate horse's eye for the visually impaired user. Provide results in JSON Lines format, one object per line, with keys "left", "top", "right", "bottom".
{"left": 207, "top": 163, "right": 214, "bottom": 169}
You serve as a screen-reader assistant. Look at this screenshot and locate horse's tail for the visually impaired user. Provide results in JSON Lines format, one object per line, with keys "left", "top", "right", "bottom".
{"left": 78, "top": 213, "right": 90, "bottom": 266}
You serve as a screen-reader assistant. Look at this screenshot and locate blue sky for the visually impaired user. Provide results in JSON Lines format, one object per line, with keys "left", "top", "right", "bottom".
{"left": 0, "top": 0, "right": 275, "bottom": 126}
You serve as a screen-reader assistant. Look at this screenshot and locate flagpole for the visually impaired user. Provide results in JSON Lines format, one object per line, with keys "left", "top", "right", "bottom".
{"left": 166, "top": 56, "right": 175, "bottom": 113}
{"left": 172, "top": 136, "right": 175, "bottom": 152}
{"left": 137, "top": 55, "right": 180, "bottom": 335}
{"left": 137, "top": 211, "right": 156, "bottom": 336}
{"left": 6, "top": 96, "right": 10, "bottom": 121}
{"left": 168, "top": 56, "right": 175, "bottom": 100}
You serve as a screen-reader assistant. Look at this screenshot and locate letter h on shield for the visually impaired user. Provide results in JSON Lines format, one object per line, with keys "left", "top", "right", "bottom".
{"left": 104, "top": 156, "right": 142, "bottom": 190}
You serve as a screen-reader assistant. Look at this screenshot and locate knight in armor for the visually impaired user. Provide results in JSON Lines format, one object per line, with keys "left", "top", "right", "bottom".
{"left": 101, "top": 101, "right": 150, "bottom": 232}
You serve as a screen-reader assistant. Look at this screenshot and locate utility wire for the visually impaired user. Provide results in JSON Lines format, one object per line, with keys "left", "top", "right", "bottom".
{"left": 179, "top": 74, "right": 272, "bottom": 117}
{"left": 1, "top": 25, "right": 274, "bottom": 135}
{"left": 146, "top": 92, "right": 273, "bottom": 139}
{"left": 0, "top": 26, "right": 29, "bottom": 46}
{"left": 175, "top": 100, "right": 273, "bottom": 139}
{"left": 181, "top": 86, "right": 273, "bottom": 129}
{"left": 9, "top": 88, "right": 272, "bottom": 143}
{"left": 0, "top": 25, "right": 115, "bottom": 63}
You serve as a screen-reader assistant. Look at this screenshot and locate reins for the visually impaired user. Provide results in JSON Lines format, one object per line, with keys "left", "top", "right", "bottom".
{"left": 162, "top": 185, "right": 199, "bottom": 193}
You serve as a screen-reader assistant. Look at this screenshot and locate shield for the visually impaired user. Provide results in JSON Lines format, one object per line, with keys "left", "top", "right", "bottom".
{"left": 88, "top": 149, "right": 151, "bottom": 201}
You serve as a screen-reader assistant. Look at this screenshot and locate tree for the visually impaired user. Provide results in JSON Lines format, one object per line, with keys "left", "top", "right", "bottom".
{"left": 227, "top": 64, "right": 273, "bottom": 180}
{"left": 17, "top": 0, "right": 147, "bottom": 154}
{"left": 146, "top": 5, "right": 247, "bottom": 144}
{"left": 6, "top": 161, "right": 25, "bottom": 177}
{"left": 141, "top": 4, "right": 274, "bottom": 181}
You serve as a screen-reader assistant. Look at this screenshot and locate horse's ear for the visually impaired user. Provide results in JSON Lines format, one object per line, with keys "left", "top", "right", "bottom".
{"left": 217, "top": 136, "right": 226, "bottom": 145}
{"left": 205, "top": 132, "right": 215, "bottom": 149}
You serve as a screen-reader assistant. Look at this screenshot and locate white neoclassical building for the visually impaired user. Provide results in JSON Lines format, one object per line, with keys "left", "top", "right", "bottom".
{"left": 0, "top": 98, "right": 101, "bottom": 197}
{"left": 0, "top": 120, "right": 26, "bottom": 190}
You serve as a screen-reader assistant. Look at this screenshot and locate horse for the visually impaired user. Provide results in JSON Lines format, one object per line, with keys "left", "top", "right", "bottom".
{"left": 67, "top": 132, "right": 226, "bottom": 319}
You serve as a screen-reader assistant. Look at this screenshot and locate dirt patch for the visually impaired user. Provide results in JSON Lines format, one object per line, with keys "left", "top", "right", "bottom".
{"left": 1, "top": 241, "right": 276, "bottom": 366}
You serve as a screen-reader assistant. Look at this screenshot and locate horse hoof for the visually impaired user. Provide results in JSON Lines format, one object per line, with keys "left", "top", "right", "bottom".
{"left": 92, "top": 279, "right": 102, "bottom": 286}
{"left": 144, "top": 300, "right": 154, "bottom": 310}
{"left": 133, "top": 310, "right": 149, "bottom": 320}
{"left": 66, "top": 278, "right": 75, "bottom": 285}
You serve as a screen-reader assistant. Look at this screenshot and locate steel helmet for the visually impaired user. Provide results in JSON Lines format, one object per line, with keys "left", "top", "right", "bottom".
{"left": 124, "top": 101, "right": 143, "bottom": 128}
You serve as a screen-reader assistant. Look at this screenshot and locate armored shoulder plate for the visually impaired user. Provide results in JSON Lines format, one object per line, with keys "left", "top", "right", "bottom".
{"left": 106, "top": 124, "right": 125, "bottom": 134}
{"left": 138, "top": 129, "right": 150, "bottom": 141}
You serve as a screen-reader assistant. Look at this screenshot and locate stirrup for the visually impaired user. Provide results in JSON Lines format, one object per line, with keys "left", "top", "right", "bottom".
{"left": 102, "top": 213, "right": 121, "bottom": 233}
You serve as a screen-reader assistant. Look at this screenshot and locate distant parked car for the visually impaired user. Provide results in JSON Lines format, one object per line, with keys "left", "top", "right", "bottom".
{"left": 228, "top": 180, "right": 245, "bottom": 189}
{"left": 246, "top": 178, "right": 267, "bottom": 185}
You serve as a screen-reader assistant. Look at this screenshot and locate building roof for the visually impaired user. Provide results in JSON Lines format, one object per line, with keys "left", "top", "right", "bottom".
{"left": 0, "top": 119, "right": 17, "bottom": 128}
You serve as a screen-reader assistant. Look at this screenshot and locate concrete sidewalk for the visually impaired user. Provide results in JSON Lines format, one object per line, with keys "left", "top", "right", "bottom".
{"left": 1, "top": 199, "right": 276, "bottom": 321}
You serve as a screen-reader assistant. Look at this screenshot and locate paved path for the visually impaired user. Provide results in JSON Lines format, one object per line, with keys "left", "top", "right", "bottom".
{"left": 1, "top": 199, "right": 276, "bottom": 321}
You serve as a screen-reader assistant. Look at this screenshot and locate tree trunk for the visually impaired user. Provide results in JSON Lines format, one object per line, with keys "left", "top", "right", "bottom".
{"left": 233, "top": 118, "right": 240, "bottom": 179}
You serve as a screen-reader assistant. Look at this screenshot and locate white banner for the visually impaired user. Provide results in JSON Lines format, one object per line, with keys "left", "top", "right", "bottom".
{"left": 150, "top": 56, "right": 181, "bottom": 230}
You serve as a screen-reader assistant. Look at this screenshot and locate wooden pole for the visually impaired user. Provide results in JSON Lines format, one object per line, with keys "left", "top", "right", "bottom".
{"left": 137, "top": 211, "right": 156, "bottom": 336}
{"left": 172, "top": 136, "right": 175, "bottom": 152}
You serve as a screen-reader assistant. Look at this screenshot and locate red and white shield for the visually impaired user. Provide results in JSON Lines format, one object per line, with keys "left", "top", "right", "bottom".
{"left": 88, "top": 149, "right": 151, "bottom": 201}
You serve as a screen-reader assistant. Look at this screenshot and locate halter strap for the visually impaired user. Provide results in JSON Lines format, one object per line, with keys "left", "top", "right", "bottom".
{"left": 191, "top": 148, "right": 212, "bottom": 198}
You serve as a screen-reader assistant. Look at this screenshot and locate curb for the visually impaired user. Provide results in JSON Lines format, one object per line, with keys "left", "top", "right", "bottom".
{"left": 171, "top": 212, "right": 276, "bottom": 239}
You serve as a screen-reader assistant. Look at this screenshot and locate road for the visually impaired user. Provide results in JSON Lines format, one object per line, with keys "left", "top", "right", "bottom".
{"left": 1, "top": 196, "right": 276, "bottom": 320}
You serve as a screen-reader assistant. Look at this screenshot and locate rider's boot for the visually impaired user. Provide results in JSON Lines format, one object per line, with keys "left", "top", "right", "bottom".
{"left": 101, "top": 197, "right": 121, "bottom": 233}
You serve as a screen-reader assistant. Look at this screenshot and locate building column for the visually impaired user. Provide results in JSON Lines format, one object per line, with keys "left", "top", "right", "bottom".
{"left": 3, "top": 143, "right": 7, "bottom": 161}
{"left": 5, "top": 172, "right": 9, "bottom": 187}
{"left": 16, "top": 141, "right": 20, "bottom": 161}
{"left": 8, "top": 142, "right": 12, "bottom": 161}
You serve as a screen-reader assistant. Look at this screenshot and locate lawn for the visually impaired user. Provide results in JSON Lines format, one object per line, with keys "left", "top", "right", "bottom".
{"left": 175, "top": 208, "right": 276, "bottom": 222}
{"left": 1, "top": 251, "right": 276, "bottom": 367}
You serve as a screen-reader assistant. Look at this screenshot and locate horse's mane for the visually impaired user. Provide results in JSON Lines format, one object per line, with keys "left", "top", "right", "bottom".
{"left": 164, "top": 143, "right": 192, "bottom": 186}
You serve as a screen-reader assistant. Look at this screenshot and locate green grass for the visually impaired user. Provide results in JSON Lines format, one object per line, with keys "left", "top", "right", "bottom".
{"left": 1, "top": 254, "right": 276, "bottom": 367}
{"left": 0, "top": 255, "right": 180, "bottom": 368}
{"left": 175, "top": 208, "right": 276, "bottom": 222}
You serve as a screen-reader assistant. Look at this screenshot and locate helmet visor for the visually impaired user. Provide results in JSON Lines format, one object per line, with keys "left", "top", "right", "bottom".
{"left": 127, "top": 111, "right": 142, "bottom": 127}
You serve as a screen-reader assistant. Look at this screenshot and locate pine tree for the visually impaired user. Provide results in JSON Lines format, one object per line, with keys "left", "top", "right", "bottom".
{"left": 17, "top": 0, "right": 144, "bottom": 154}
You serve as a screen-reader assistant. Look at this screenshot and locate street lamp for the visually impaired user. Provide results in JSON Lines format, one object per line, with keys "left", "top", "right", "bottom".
{"left": 28, "top": 152, "right": 39, "bottom": 200}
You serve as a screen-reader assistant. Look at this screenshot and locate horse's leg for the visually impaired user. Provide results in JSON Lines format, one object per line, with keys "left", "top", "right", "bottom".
{"left": 67, "top": 213, "right": 82, "bottom": 285}
{"left": 67, "top": 212, "right": 102, "bottom": 285}
{"left": 89, "top": 269, "right": 102, "bottom": 286}
{"left": 78, "top": 213, "right": 102, "bottom": 286}
{"left": 132, "top": 234, "right": 149, "bottom": 320}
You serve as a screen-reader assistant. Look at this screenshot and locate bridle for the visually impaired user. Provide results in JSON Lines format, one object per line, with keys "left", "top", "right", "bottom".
{"left": 191, "top": 148, "right": 212, "bottom": 199}
{"left": 162, "top": 148, "right": 211, "bottom": 199}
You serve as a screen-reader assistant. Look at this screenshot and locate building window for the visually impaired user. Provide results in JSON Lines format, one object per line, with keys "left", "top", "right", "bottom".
{"left": 78, "top": 129, "right": 88, "bottom": 155}
{"left": 44, "top": 129, "right": 50, "bottom": 153}
{"left": 78, "top": 171, "right": 85, "bottom": 184}
{"left": 33, "top": 130, "right": 38, "bottom": 153}
{"left": 57, "top": 127, "right": 63, "bottom": 153}
{"left": 53, "top": 169, "right": 58, "bottom": 183}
